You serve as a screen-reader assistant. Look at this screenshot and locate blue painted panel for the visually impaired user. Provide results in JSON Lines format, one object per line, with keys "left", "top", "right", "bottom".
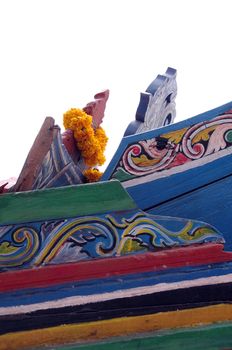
{"left": 1, "top": 204, "right": 220, "bottom": 271}
{"left": 127, "top": 151, "right": 232, "bottom": 211}
{"left": 147, "top": 175, "right": 232, "bottom": 251}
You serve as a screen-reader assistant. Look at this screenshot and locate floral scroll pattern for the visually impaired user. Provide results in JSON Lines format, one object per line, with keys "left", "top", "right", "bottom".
{"left": 0, "top": 211, "right": 223, "bottom": 270}
{"left": 112, "top": 111, "right": 232, "bottom": 180}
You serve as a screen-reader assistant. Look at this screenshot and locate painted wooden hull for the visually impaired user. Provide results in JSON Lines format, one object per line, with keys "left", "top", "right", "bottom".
{"left": 2, "top": 73, "right": 232, "bottom": 348}
{"left": 25, "top": 323, "right": 232, "bottom": 350}
{"left": 2, "top": 243, "right": 232, "bottom": 347}
{"left": 2, "top": 253, "right": 232, "bottom": 349}
{"left": 103, "top": 102, "right": 232, "bottom": 251}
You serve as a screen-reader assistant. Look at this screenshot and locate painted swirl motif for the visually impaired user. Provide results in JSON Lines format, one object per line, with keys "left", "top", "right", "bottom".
{"left": 108, "top": 213, "right": 223, "bottom": 256}
{"left": 181, "top": 114, "right": 232, "bottom": 159}
{"left": 36, "top": 212, "right": 222, "bottom": 264}
{"left": 113, "top": 111, "right": 232, "bottom": 179}
{"left": 34, "top": 216, "right": 119, "bottom": 266}
{"left": 121, "top": 139, "right": 178, "bottom": 176}
{"left": 0, "top": 226, "right": 40, "bottom": 268}
{"left": 0, "top": 211, "right": 223, "bottom": 269}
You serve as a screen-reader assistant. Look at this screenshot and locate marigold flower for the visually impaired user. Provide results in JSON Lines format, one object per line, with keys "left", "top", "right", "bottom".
{"left": 83, "top": 168, "right": 103, "bottom": 182}
{"left": 63, "top": 108, "right": 108, "bottom": 177}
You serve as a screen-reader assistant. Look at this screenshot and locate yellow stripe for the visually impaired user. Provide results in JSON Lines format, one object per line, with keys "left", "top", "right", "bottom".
{"left": 1, "top": 304, "right": 232, "bottom": 350}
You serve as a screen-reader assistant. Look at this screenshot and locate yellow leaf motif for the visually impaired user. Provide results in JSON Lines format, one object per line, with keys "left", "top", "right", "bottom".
{"left": 179, "top": 226, "right": 216, "bottom": 241}
{"left": 121, "top": 238, "right": 146, "bottom": 254}
{"left": 0, "top": 241, "right": 18, "bottom": 254}
{"left": 132, "top": 154, "right": 161, "bottom": 167}
{"left": 162, "top": 127, "right": 188, "bottom": 144}
{"left": 192, "top": 126, "right": 216, "bottom": 143}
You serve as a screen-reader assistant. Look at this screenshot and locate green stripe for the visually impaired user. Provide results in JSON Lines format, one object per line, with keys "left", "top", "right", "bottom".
{"left": 0, "top": 180, "right": 136, "bottom": 225}
{"left": 55, "top": 323, "right": 232, "bottom": 350}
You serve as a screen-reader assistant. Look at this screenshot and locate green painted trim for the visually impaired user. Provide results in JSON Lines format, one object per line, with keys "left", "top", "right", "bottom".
{"left": 55, "top": 323, "right": 232, "bottom": 350}
{"left": 0, "top": 180, "right": 137, "bottom": 225}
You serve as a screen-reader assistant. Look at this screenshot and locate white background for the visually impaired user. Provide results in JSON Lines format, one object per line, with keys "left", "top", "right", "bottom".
{"left": 0, "top": 0, "right": 232, "bottom": 179}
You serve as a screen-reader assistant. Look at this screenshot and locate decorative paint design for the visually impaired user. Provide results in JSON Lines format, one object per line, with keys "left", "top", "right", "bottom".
{"left": 113, "top": 214, "right": 222, "bottom": 255}
{"left": 0, "top": 211, "right": 223, "bottom": 270}
{"left": 136, "top": 67, "right": 177, "bottom": 132}
{"left": 32, "top": 130, "right": 84, "bottom": 190}
{"left": 125, "top": 67, "right": 177, "bottom": 136}
{"left": 0, "top": 226, "right": 40, "bottom": 268}
{"left": 112, "top": 110, "right": 232, "bottom": 181}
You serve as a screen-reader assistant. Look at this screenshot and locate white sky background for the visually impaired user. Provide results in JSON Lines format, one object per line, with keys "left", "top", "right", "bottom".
{"left": 0, "top": 0, "right": 232, "bottom": 180}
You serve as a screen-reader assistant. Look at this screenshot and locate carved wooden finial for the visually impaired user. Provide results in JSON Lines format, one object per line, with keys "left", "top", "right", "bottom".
{"left": 124, "top": 68, "right": 177, "bottom": 135}
{"left": 83, "top": 89, "right": 109, "bottom": 128}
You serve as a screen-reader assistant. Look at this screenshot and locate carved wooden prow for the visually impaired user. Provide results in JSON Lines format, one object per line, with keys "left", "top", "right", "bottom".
{"left": 3, "top": 90, "right": 109, "bottom": 193}
{"left": 124, "top": 67, "right": 177, "bottom": 136}
{"left": 12, "top": 118, "right": 59, "bottom": 192}
{"left": 83, "top": 90, "right": 109, "bottom": 128}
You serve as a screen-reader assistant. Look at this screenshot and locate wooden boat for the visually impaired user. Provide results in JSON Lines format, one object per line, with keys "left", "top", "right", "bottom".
{"left": 103, "top": 96, "right": 232, "bottom": 252}
{"left": 1, "top": 68, "right": 232, "bottom": 350}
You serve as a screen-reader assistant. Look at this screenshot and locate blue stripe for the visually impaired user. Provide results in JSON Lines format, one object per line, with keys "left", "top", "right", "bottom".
{"left": 1, "top": 261, "right": 232, "bottom": 308}
{"left": 127, "top": 150, "right": 232, "bottom": 210}
{"left": 147, "top": 174, "right": 232, "bottom": 251}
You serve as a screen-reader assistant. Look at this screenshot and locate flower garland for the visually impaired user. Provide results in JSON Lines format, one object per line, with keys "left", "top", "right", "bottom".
{"left": 83, "top": 168, "right": 102, "bottom": 182}
{"left": 63, "top": 108, "right": 108, "bottom": 182}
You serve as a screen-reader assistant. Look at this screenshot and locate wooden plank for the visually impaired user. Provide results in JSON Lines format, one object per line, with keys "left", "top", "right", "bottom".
{"left": 57, "top": 323, "right": 232, "bottom": 350}
{"left": 0, "top": 180, "right": 136, "bottom": 225}
{"left": 147, "top": 174, "right": 232, "bottom": 252}
{"left": 126, "top": 152, "right": 232, "bottom": 211}
{"left": 13, "top": 117, "right": 58, "bottom": 192}
{"left": 1, "top": 305, "right": 232, "bottom": 350}
{"left": 1, "top": 243, "right": 231, "bottom": 292}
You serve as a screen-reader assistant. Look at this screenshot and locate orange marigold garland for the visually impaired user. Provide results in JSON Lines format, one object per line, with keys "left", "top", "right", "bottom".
{"left": 83, "top": 168, "right": 102, "bottom": 182}
{"left": 63, "top": 108, "right": 108, "bottom": 182}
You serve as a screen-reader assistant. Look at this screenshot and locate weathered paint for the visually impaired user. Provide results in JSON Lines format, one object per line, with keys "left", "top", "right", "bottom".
{"left": 148, "top": 174, "right": 232, "bottom": 251}
{"left": 1, "top": 243, "right": 231, "bottom": 293}
{"left": 1, "top": 304, "right": 232, "bottom": 350}
{"left": 2, "top": 280, "right": 232, "bottom": 334}
{"left": 0, "top": 180, "right": 136, "bottom": 225}
{"left": 58, "top": 323, "right": 232, "bottom": 350}
{"left": 2, "top": 72, "right": 232, "bottom": 350}
{"left": 124, "top": 67, "right": 177, "bottom": 135}
{"left": 102, "top": 101, "right": 232, "bottom": 253}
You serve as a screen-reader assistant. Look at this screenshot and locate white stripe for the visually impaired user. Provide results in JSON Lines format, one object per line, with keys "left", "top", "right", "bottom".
{"left": 1, "top": 273, "right": 232, "bottom": 316}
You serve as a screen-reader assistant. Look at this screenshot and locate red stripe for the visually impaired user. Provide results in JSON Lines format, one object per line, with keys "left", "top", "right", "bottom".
{"left": 1, "top": 243, "right": 232, "bottom": 292}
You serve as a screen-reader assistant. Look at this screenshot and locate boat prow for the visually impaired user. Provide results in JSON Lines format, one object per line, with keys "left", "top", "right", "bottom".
{"left": 2, "top": 68, "right": 232, "bottom": 350}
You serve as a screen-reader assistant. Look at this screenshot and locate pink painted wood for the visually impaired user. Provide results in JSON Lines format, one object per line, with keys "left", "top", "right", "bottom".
{"left": 83, "top": 90, "right": 109, "bottom": 128}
